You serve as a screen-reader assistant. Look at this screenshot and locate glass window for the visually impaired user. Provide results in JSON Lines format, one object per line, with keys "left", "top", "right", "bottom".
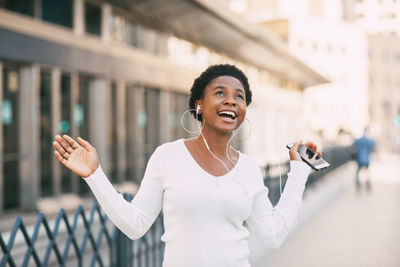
{"left": 109, "top": 11, "right": 169, "bottom": 56}
{"left": 136, "top": 26, "right": 156, "bottom": 52}
{"left": 110, "top": 13, "right": 139, "bottom": 47}
{"left": 60, "top": 73, "right": 72, "bottom": 193}
{"left": 309, "top": 0, "right": 323, "bottom": 17}
{"left": 145, "top": 87, "right": 161, "bottom": 159}
{"left": 384, "top": 50, "right": 389, "bottom": 61}
{"left": 85, "top": 1, "right": 101, "bottom": 36}
{"left": 298, "top": 40, "right": 303, "bottom": 48}
{"left": 327, "top": 44, "right": 332, "bottom": 53}
{"left": 40, "top": 69, "right": 53, "bottom": 197}
{"left": 2, "top": 64, "right": 21, "bottom": 209}
{"left": 169, "top": 92, "right": 191, "bottom": 140}
{"left": 2, "top": 0, "right": 34, "bottom": 17}
{"left": 109, "top": 82, "right": 118, "bottom": 182}
{"left": 77, "top": 75, "right": 91, "bottom": 194}
{"left": 42, "top": 0, "right": 73, "bottom": 28}
{"left": 126, "top": 85, "right": 145, "bottom": 182}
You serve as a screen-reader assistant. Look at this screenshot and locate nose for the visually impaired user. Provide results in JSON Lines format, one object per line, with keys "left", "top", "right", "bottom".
{"left": 223, "top": 93, "right": 237, "bottom": 106}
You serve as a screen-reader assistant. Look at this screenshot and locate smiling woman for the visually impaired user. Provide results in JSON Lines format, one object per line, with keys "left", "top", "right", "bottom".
{"left": 53, "top": 64, "right": 321, "bottom": 267}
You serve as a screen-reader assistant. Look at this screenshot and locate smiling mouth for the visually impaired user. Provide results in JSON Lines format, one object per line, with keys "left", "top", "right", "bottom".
{"left": 217, "top": 110, "right": 237, "bottom": 121}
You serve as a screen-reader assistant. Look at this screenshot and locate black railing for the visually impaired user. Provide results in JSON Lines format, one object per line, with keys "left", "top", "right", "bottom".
{"left": 0, "top": 194, "right": 164, "bottom": 267}
{"left": 264, "top": 145, "right": 352, "bottom": 205}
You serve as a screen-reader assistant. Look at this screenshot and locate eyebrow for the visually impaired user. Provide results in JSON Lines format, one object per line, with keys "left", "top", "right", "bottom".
{"left": 214, "top": 85, "right": 245, "bottom": 94}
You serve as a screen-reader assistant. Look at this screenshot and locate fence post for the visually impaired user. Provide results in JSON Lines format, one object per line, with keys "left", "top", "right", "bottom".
{"left": 113, "top": 193, "right": 134, "bottom": 267}
{"left": 115, "top": 229, "right": 133, "bottom": 267}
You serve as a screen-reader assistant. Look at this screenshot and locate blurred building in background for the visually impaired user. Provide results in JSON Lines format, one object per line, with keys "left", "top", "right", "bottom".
{"left": 226, "top": 0, "right": 400, "bottom": 151}
{"left": 0, "top": 0, "right": 326, "bottom": 213}
{"left": 368, "top": 33, "right": 400, "bottom": 151}
{"left": 343, "top": 0, "right": 400, "bottom": 151}
{"left": 342, "top": 0, "right": 400, "bottom": 34}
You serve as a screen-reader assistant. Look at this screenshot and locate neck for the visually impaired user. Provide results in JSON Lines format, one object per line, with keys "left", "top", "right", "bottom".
{"left": 197, "top": 126, "right": 234, "bottom": 158}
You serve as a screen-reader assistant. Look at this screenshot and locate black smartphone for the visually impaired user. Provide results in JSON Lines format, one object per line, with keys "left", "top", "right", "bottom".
{"left": 286, "top": 143, "right": 330, "bottom": 171}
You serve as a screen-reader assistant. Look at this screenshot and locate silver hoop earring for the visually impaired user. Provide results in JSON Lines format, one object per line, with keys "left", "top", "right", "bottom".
{"left": 180, "top": 109, "right": 204, "bottom": 134}
{"left": 234, "top": 118, "right": 253, "bottom": 142}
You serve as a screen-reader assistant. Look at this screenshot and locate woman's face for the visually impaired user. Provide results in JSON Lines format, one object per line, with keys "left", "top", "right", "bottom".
{"left": 197, "top": 75, "right": 247, "bottom": 134}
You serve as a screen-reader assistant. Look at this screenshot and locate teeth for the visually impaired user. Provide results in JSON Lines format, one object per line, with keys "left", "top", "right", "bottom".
{"left": 218, "top": 111, "right": 236, "bottom": 118}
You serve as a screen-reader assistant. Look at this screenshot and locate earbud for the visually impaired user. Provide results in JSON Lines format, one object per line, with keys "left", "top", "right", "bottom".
{"left": 196, "top": 105, "right": 201, "bottom": 114}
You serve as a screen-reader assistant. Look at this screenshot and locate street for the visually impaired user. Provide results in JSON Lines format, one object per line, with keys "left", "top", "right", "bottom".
{"left": 257, "top": 154, "right": 400, "bottom": 267}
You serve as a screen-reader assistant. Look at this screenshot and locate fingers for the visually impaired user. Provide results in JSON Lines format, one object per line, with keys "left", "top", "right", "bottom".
{"left": 53, "top": 135, "right": 73, "bottom": 163}
{"left": 304, "top": 141, "right": 322, "bottom": 157}
{"left": 54, "top": 135, "right": 74, "bottom": 154}
{"left": 305, "top": 141, "right": 316, "bottom": 152}
{"left": 53, "top": 137, "right": 69, "bottom": 159}
{"left": 54, "top": 150, "right": 69, "bottom": 167}
{"left": 289, "top": 140, "right": 303, "bottom": 162}
{"left": 291, "top": 140, "right": 303, "bottom": 152}
{"left": 62, "top": 135, "right": 80, "bottom": 149}
{"left": 77, "top": 137, "right": 93, "bottom": 152}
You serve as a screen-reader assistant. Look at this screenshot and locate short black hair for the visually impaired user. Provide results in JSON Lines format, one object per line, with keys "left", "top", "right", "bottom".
{"left": 188, "top": 64, "right": 252, "bottom": 121}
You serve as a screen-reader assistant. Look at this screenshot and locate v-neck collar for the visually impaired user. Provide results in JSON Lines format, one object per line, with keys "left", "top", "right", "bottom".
{"left": 180, "top": 138, "right": 241, "bottom": 179}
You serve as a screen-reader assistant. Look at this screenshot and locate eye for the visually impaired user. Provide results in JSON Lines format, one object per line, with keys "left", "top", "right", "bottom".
{"left": 216, "top": 91, "right": 224, "bottom": 96}
{"left": 236, "top": 94, "right": 244, "bottom": 100}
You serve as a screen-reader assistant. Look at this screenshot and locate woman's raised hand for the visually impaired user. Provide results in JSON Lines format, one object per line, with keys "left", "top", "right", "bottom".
{"left": 289, "top": 141, "right": 322, "bottom": 162}
{"left": 53, "top": 135, "right": 99, "bottom": 178}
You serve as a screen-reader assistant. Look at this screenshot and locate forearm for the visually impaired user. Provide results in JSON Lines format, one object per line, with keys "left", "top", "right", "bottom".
{"left": 248, "top": 161, "right": 310, "bottom": 248}
{"left": 274, "top": 161, "right": 311, "bottom": 226}
{"left": 85, "top": 166, "right": 157, "bottom": 239}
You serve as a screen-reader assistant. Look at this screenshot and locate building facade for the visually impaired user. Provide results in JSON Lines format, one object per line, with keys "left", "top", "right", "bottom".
{"left": 232, "top": 0, "right": 372, "bottom": 142}
{"left": 368, "top": 33, "right": 400, "bottom": 152}
{"left": 0, "top": 0, "right": 326, "bottom": 213}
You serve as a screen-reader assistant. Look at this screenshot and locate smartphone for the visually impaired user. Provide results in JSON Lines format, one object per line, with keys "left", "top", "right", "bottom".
{"left": 286, "top": 143, "right": 330, "bottom": 171}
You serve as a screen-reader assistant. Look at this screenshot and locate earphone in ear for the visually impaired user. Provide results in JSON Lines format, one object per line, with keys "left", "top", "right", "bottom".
{"left": 196, "top": 105, "right": 201, "bottom": 114}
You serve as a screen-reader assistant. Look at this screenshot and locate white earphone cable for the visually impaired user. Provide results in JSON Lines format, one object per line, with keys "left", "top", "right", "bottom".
{"left": 196, "top": 106, "right": 230, "bottom": 174}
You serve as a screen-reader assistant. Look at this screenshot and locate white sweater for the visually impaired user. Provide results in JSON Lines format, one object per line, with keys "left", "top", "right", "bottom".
{"left": 85, "top": 139, "right": 311, "bottom": 267}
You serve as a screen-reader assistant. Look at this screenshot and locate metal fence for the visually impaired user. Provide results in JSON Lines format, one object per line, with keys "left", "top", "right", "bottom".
{"left": 0, "top": 194, "right": 164, "bottom": 267}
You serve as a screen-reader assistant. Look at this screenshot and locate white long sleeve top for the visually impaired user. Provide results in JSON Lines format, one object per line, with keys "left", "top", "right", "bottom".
{"left": 85, "top": 139, "right": 311, "bottom": 267}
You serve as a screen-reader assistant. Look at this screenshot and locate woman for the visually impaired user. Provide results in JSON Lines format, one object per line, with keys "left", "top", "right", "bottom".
{"left": 53, "top": 64, "right": 321, "bottom": 267}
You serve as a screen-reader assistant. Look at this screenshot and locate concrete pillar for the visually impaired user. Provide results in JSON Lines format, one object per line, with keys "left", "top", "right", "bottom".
{"left": 70, "top": 73, "right": 79, "bottom": 194}
{"left": 19, "top": 65, "right": 40, "bottom": 211}
{"left": 51, "top": 68, "right": 61, "bottom": 196}
{"left": 34, "top": 0, "right": 42, "bottom": 19}
{"left": 89, "top": 78, "right": 110, "bottom": 174}
{"left": 133, "top": 86, "right": 146, "bottom": 182}
{"left": 0, "top": 61, "right": 3, "bottom": 213}
{"left": 74, "top": 0, "right": 85, "bottom": 37}
{"left": 160, "top": 90, "right": 171, "bottom": 143}
{"left": 116, "top": 81, "right": 127, "bottom": 183}
{"left": 101, "top": 3, "right": 111, "bottom": 44}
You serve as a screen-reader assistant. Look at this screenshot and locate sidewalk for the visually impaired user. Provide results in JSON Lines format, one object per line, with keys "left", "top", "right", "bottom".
{"left": 255, "top": 154, "right": 400, "bottom": 267}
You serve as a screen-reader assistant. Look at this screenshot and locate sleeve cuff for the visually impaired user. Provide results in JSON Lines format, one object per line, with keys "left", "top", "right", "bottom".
{"left": 289, "top": 161, "right": 312, "bottom": 183}
{"left": 83, "top": 165, "right": 104, "bottom": 183}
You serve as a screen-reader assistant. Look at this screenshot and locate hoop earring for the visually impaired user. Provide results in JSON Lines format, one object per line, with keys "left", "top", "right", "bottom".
{"left": 233, "top": 118, "right": 253, "bottom": 142}
{"left": 225, "top": 118, "right": 253, "bottom": 166}
{"left": 180, "top": 108, "right": 204, "bottom": 134}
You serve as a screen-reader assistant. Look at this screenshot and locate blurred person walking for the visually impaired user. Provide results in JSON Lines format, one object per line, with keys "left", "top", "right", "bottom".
{"left": 353, "top": 127, "right": 376, "bottom": 190}
{"left": 52, "top": 64, "right": 322, "bottom": 267}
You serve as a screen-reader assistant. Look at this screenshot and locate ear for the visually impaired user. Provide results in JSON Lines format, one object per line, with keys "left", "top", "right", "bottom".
{"left": 195, "top": 100, "right": 202, "bottom": 114}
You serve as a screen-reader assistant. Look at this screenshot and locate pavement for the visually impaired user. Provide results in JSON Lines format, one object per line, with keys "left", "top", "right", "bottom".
{"left": 255, "top": 153, "right": 400, "bottom": 267}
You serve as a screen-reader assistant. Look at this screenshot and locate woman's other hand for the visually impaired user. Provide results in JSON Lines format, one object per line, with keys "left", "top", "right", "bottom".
{"left": 53, "top": 135, "right": 99, "bottom": 178}
{"left": 289, "top": 140, "right": 322, "bottom": 162}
